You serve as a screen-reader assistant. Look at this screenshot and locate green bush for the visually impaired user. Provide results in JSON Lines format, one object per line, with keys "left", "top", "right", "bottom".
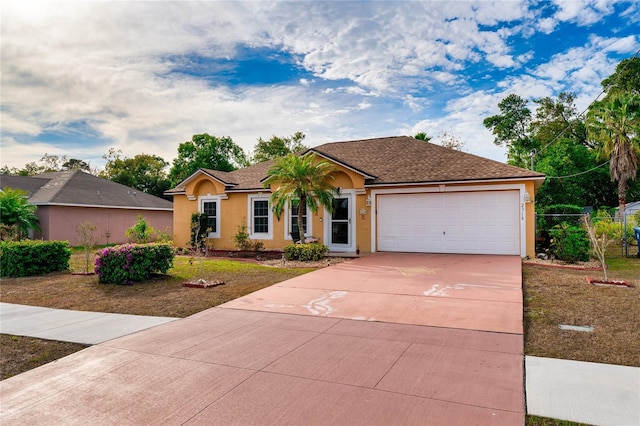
{"left": 539, "top": 204, "right": 585, "bottom": 230}
{"left": 549, "top": 222, "right": 590, "bottom": 263}
{"left": 0, "top": 240, "right": 71, "bottom": 277}
{"left": 284, "top": 243, "right": 329, "bottom": 261}
{"left": 126, "top": 215, "right": 155, "bottom": 243}
{"left": 94, "top": 243, "right": 174, "bottom": 284}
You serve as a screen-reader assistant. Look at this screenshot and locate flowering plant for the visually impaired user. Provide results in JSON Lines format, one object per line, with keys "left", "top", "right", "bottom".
{"left": 94, "top": 243, "right": 173, "bottom": 284}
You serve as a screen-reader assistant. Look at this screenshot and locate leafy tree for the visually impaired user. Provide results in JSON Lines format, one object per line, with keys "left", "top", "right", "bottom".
{"left": 101, "top": 149, "right": 171, "bottom": 198}
{"left": 601, "top": 56, "right": 640, "bottom": 96}
{"left": 483, "top": 94, "right": 537, "bottom": 168}
{"left": 531, "top": 93, "right": 589, "bottom": 148}
{"left": 0, "top": 187, "right": 40, "bottom": 240}
{"left": 62, "top": 158, "right": 91, "bottom": 172}
{"left": 414, "top": 132, "right": 432, "bottom": 141}
{"left": 535, "top": 142, "right": 615, "bottom": 209}
{"left": 252, "top": 131, "right": 308, "bottom": 163}
{"left": 169, "top": 134, "right": 249, "bottom": 185}
{"left": 263, "top": 153, "right": 338, "bottom": 243}
{"left": 587, "top": 93, "right": 640, "bottom": 214}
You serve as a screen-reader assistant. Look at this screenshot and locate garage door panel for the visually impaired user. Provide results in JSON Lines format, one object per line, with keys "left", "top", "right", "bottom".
{"left": 377, "top": 191, "right": 520, "bottom": 255}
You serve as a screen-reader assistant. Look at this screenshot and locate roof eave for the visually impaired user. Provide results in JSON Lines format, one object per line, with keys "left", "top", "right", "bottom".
{"left": 365, "top": 175, "right": 546, "bottom": 188}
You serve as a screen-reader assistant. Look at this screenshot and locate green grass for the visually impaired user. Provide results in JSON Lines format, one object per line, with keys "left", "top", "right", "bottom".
{"left": 526, "top": 415, "right": 591, "bottom": 426}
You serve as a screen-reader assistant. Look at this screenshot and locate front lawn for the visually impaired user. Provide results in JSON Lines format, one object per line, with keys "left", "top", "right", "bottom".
{"left": 523, "top": 250, "right": 639, "bottom": 367}
{"left": 0, "top": 255, "right": 316, "bottom": 318}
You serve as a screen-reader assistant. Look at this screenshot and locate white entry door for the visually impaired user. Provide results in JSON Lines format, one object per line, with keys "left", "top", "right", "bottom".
{"left": 377, "top": 191, "right": 520, "bottom": 255}
{"left": 325, "top": 193, "right": 354, "bottom": 252}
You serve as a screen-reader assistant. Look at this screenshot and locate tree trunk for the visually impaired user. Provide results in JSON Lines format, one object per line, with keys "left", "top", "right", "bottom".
{"left": 618, "top": 179, "right": 627, "bottom": 220}
{"left": 298, "top": 195, "right": 306, "bottom": 242}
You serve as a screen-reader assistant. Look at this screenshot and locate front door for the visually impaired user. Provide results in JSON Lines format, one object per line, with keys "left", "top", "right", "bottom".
{"left": 326, "top": 194, "right": 353, "bottom": 252}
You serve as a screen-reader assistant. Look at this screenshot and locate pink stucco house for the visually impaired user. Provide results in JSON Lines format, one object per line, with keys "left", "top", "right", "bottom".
{"left": 1, "top": 171, "right": 173, "bottom": 245}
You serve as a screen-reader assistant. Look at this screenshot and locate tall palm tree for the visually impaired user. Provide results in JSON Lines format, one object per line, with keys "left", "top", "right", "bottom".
{"left": 0, "top": 187, "right": 40, "bottom": 240}
{"left": 587, "top": 93, "right": 640, "bottom": 216}
{"left": 263, "top": 153, "right": 338, "bottom": 243}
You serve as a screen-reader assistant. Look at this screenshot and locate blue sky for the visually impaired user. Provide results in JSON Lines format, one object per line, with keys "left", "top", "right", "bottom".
{"left": 1, "top": 1, "right": 639, "bottom": 171}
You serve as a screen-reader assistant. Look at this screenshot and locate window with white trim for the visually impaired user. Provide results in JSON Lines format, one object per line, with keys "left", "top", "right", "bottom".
{"left": 253, "top": 200, "right": 269, "bottom": 233}
{"left": 290, "top": 200, "right": 308, "bottom": 235}
{"left": 248, "top": 195, "right": 272, "bottom": 239}
{"left": 199, "top": 196, "right": 221, "bottom": 238}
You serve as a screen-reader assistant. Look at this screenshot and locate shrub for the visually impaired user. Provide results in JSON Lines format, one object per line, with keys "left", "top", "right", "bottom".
{"left": 539, "top": 204, "right": 585, "bottom": 230}
{"left": 549, "top": 222, "right": 590, "bottom": 263}
{"left": 233, "top": 221, "right": 265, "bottom": 252}
{"left": 233, "top": 222, "right": 251, "bottom": 251}
{"left": 94, "top": 243, "right": 174, "bottom": 284}
{"left": 0, "top": 240, "right": 71, "bottom": 277}
{"left": 284, "top": 243, "right": 329, "bottom": 261}
{"left": 126, "top": 215, "right": 155, "bottom": 243}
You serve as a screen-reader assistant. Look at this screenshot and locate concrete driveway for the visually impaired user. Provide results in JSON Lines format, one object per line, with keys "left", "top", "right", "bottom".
{"left": 0, "top": 253, "right": 524, "bottom": 425}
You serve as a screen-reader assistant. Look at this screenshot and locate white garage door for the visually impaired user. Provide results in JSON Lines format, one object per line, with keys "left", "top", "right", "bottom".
{"left": 377, "top": 191, "right": 520, "bottom": 255}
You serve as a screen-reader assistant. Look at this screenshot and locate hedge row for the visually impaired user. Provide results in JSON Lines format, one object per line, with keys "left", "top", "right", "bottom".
{"left": 94, "top": 243, "right": 174, "bottom": 285}
{"left": 0, "top": 240, "right": 71, "bottom": 277}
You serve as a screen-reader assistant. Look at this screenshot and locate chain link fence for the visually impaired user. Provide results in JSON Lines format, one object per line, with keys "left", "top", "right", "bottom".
{"left": 535, "top": 212, "right": 639, "bottom": 257}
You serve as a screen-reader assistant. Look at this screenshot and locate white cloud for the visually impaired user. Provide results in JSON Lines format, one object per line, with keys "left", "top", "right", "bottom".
{"left": 0, "top": 0, "right": 636, "bottom": 170}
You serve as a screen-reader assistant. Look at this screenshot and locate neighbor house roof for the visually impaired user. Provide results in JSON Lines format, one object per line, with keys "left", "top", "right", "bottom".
{"left": 1, "top": 171, "right": 173, "bottom": 210}
{"left": 167, "top": 136, "right": 545, "bottom": 193}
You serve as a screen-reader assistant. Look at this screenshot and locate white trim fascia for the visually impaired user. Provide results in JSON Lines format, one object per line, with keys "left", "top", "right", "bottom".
{"left": 369, "top": 184, "right": 528, "bottom": 257}
{"left": 307, "top": 150, "right": 377, "bottom": 180}
{"left": 226, "top": 188, "right": 268, "bottom": 193}
{"left": 198, "top": 195, "right": 221, "bottom": 238}
{"left": 31, "top": 203, "right": 173, "bottom": 211}
{"left": 364, "top": 176, "right": 545, "bottom": 188}
{"left": 247, "top": 194, "right": 273, "bottom": 240}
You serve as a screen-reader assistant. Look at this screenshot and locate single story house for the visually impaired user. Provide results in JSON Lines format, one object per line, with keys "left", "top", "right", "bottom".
{"left": 167, "top": 136, "right": 545, "bottom": 257}
{"left": 1, "top": 170, "right": 173, "bottom": 245}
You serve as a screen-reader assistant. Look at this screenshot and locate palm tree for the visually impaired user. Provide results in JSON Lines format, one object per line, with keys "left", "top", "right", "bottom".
{"left": 263, "top": 153, "right": 338, "bottom": 243}
{"left": 587, "top": 93, "right": 640, "bottom": 216}
{"left": 0, "top": 187, "right": 40, "bottom": 240}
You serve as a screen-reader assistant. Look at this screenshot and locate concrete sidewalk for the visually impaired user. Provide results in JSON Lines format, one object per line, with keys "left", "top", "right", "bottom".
{"left": 0, "top": 302, "right": 178, "bottom": 344}
{"left": 526, "top": 356, "right": 640, "bottom": 426}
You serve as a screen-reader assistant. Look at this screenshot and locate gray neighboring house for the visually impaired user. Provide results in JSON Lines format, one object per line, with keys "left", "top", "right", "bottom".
{"left": 1, "top": 171, "right": 173, "bottom": 245}
{"left": 625, "top": 201, "right": 640, "bottom": 218}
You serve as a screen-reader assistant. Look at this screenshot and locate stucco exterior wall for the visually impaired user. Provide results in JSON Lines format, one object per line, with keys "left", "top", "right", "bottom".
{"left": 171, "top": 165, "right": 540, "bottom": 258}
{"left": 36, "top": 205, "right": 173, "bottom": 246}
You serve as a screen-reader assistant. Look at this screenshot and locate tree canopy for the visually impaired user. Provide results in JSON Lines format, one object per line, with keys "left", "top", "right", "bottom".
{"left": 252, "top": 131, "right": 308, "bottom": 163}
{"left": 483, "top": 56, "right": 640, "bottom": 211}
{"left": 1, "top": 154, "right": 93, "bottom": 176}
{"left": 100, "top": 149, "right": 172, "bottom": 199}
{"left": 586, "top": 93, "right": 640, "bottom": 211}
{"left": 0, "top": 187, "right": 40, "bottom": 240}
{"left": 168, "top": 134, "right": 249, "bottom": 185}
{"left": 414, "top": 132, "right": 432, "bottom": 142}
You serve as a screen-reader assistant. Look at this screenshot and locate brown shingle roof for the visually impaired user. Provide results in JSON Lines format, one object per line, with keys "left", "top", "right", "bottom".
{"left": 167, "top": 136, "right": 544, "bottom": 193}
{"left": 309, "top": 136, "right": 545, "bottom": 185}
{"left": 2, "top": 171, "right": 173, "bottom": 210}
